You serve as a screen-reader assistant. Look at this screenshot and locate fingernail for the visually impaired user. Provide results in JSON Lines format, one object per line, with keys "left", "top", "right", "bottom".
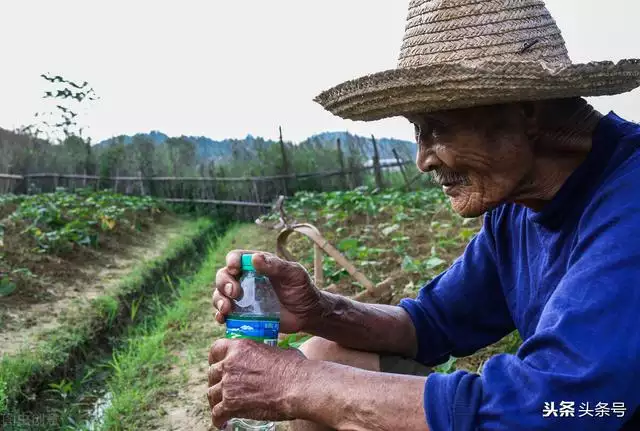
{"left": 224, "top": 283, "right": 233, "bottom": 296}
{"left": 216, "top": 300, "right": 223, "bottom": 311}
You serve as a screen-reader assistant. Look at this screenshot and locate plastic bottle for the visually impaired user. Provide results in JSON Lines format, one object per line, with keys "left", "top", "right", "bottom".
{"left": 224, "top": 254, "right": 280, "bottom": 431}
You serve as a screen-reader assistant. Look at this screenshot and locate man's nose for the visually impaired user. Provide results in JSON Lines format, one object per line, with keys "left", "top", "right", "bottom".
{"left": 416, "top": 147, "right": 440, "bottom": 173}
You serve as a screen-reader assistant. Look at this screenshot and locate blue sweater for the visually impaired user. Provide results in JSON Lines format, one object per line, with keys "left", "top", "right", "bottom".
{"left": 399, "top": 112, "right": 640, "bottom": 430}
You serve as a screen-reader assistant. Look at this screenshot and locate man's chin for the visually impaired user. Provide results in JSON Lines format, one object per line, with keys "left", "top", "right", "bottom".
{"left": 449, "top": 195, "right": 488, "bottom": 218}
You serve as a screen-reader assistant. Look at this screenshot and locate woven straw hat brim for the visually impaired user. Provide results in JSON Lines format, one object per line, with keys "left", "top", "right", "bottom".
{"left": 314, "top": 59, "right": 640, "bottom": 121}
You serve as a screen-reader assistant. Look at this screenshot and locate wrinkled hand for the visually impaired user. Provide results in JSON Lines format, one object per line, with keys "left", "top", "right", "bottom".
{"left": 207, "top": 338, "right": 305, "bottom": 429}
{"left": 213, "top": 250, "right": 324, "bottom": 333}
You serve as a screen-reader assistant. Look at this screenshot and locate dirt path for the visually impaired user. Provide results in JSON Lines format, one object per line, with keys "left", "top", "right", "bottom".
{"left": 155, "top": 340, "right": 214, "bottom": 430}
{"left": 146, "top": 225, "right": 292, "bottom": 431}
{"left": 150, "top": 329, "right": 290, "bottom": 431}
{"left": 0, "top": 220, "right": 186, "bottom": 357}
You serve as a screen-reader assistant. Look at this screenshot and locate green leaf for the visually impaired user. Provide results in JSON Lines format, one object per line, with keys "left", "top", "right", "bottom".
{"left": 337, "top": 238, "right": 358, "bottom": 251}
{"left": 401, "top": 255, "right": 420, "bottom": 273}
{"left": 424, "top": 257, "right": 446, "bottom": 270}
{"left": 458, "top": 228, "right": 477, "bottom": 242}
{"left": 0, "top": 277, "right": 17, "bottom": 297}
{"left": 434, "top": 356, "right": 457, "bottom": 374}
{"left": 393, "top": 212, "right": 412, "bottom": 222}
{"left": 277, "top": 333, "right": 312, "bottom": 349}
{"left": 11, "top": 268, "right": 34, "bottom": 278}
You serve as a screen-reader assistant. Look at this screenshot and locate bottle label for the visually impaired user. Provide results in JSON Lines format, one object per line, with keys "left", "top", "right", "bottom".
{"left": 225, "top": 316, "right": 280, "bottom": 347}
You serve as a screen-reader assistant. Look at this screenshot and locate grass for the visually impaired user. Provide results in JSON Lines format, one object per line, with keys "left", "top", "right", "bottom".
{"left": 0, "top": 216, "right": 220, "bottom": 419}
{"left": 97, "top": 224, "right": 273, "bottom": 430}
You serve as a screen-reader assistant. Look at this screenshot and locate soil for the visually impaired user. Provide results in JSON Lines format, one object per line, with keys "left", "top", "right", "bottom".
{"left": 153, "top": 347, "right": 214, "bottom": 431}
{"left": 149, "top": 337, "right": 292, "bottom": 431}
{"left": 0, "top": 217, "right": 185, "bottom": 357}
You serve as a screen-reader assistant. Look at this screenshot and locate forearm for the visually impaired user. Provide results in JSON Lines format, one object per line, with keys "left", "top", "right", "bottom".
{"left": 288, "top": 359, "right": 428, "bottom": 430}
{"left": 306, "top": 291, "right": 418, "bottom": 358}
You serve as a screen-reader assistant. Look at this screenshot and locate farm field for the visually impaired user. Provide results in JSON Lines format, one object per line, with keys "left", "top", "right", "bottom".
{"left": 0, "top": 189, "right": 221, "bottom": 429}
{"left": 1, "top": 191, "right": 169, "bottom": 354}
{"left": 59, "top": 187, "right": 519, "bottom": 431}
{"left": 1, "top": 187, "right": 521, "bottom": 430}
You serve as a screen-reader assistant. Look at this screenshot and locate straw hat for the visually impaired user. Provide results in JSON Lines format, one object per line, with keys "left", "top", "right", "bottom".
{"left": 314, "top": 0, "right": 640, "bottom": 121}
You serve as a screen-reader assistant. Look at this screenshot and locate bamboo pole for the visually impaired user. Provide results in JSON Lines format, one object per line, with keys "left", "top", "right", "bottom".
{"left": 138, "top": 170, "right": 145, "bottom": 196}
{"left": 279, "top": 126, "right": 290, "bottom": 196}
{"left": 336, "top": 138, "right": 348, "bottom": 189}
{"left": 371, "top": 135, "right": 384, "bottom": 189}
{"left": 392, "top": 148, "right": 411, "bottom": 191}
{"left": 164, "top": 198, "right": 272, "bottom": 207}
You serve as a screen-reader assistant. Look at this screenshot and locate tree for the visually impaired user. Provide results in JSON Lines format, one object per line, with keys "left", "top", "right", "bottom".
{"left": 99, "top": 137, "right": 126, "bottom": 177}
{"left": 132, "top": 135, "right": 155, "bottom": 177}
{"left": 62, "top": 135, "right": 89, "bottom": 174}
{"left": 132, "top": 135, "right": 156, "bottom": 194}
{"left": 165, "top": 137, "right": 196, "bottom": 177}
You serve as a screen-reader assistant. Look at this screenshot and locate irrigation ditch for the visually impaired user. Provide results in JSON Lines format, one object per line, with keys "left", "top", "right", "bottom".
{"left": 0, "top": 216, "right": 227, "bottom": 430}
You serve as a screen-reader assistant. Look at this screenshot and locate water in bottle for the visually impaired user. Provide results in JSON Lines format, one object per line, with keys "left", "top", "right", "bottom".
{"left": 224, "top": 254, "right": 280, "bottom": 431}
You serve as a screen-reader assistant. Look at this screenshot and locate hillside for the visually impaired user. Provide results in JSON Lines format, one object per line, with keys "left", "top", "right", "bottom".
{"left": 96, "top": 131, "right": 417, "bottom": 162}
{"left": 1, "top": 125, "right": 418, "bottom": 180}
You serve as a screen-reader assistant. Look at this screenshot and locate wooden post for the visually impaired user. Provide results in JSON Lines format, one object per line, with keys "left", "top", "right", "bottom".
{"left": 371, "top": 135, "right": 384, "bottom": 189}
{"left": 252, "top": 179, "right": 261, "bottom": 203}
{"left": 279, "top": 126, "right": 290, "bottom": 196}
{"left": 348, "top": 138, "right": 362, "bottom": 187}
{"left": 114, "top": 168, "right": 120, "bottom": 193}
{"left": 138, "top": 170, "right": 145, "bottom": 196}
{"left": 336, "top": 138, "right": 348, "bottom": 190}
{"left": 392, "top": 148, "right": 411, "bottom": 191}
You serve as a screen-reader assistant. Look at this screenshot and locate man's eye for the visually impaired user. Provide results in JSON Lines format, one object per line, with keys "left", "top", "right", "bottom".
{"left": 415, "top": 123, "right": 434, "bottom": 143}
{"left": 432, "top": 123, "right": 447, "bottom": 136}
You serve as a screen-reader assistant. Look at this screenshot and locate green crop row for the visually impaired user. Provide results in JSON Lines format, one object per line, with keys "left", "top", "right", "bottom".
{"left": 268, "top": 186, "right": 449, "bottom": 224}
{"left": 4, "top": 189, "right": 162, "bottom": 254}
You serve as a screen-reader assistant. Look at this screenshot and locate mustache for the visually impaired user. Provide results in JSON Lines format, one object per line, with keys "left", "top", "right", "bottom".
{"left": 430, "top": 168, "right": 469, "bottom": 186}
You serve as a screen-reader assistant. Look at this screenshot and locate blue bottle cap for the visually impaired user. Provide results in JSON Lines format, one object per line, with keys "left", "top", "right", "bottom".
{"left": 241, "top": 254, "right": 254, "bottom": 271}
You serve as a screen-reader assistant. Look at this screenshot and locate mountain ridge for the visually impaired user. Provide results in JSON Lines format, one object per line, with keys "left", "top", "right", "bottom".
{"left": 96, "top": 131, "right": 417, "bottom": 161}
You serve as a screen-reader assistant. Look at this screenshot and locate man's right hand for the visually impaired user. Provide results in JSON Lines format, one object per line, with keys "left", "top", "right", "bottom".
{"left": 213, "top": 250, "right": 325, "bottom": 333}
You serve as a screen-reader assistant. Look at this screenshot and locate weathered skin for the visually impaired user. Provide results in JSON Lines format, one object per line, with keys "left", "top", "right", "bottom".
{"left": 208, "top": 99, "right": 602, "bottom": 430}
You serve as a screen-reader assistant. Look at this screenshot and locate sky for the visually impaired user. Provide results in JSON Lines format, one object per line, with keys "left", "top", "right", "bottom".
{"left": 0, "top": 0, "right": 638, "bottom": 144}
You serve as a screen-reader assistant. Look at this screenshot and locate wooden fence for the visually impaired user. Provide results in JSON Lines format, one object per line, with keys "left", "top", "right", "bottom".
{"left": 1, "top": 160, "right": 419, "bottom": 221}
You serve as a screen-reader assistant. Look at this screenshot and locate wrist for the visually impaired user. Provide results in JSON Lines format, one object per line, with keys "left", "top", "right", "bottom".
{"left": 304, "top": 290, "right": 337, "bottom": 334}
{"left": 282, "top": 355, "right": 317, "bottom": 418}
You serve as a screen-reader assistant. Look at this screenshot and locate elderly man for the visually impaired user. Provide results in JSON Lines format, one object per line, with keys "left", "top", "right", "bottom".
{"left": 208, "top": 0, "right": 640, "bottom": 430}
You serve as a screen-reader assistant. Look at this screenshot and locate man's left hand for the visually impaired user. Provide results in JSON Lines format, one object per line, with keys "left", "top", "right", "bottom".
{"left": 207, "top": 338, "right": 304, "bottom": 429}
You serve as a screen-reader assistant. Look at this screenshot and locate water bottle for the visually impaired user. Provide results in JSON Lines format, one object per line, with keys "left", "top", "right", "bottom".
{"left": 224, "top": 254, "right": 280, "bottom": 431}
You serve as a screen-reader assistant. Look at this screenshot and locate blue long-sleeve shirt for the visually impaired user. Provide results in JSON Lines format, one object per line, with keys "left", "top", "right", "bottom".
{"left": 399, "top": 112, "right": 640, "bottom": 430}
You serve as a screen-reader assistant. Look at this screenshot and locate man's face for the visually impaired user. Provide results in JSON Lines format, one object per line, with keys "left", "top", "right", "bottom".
{"left": 407, "top": 104, "right": 535, "bottom": 217}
